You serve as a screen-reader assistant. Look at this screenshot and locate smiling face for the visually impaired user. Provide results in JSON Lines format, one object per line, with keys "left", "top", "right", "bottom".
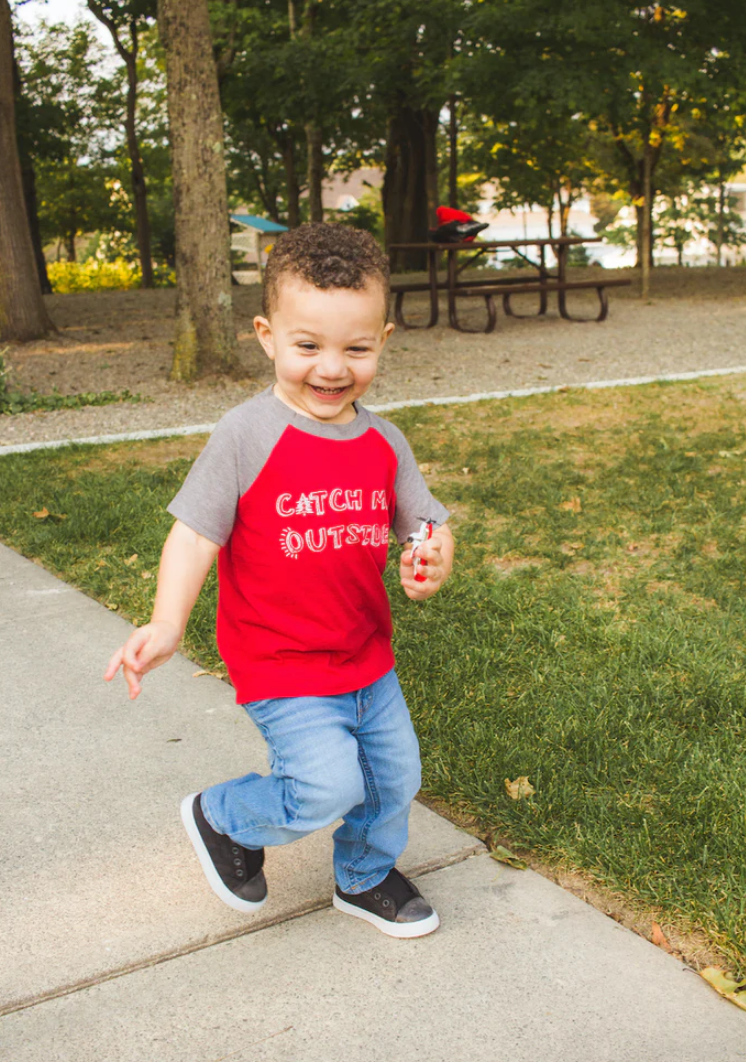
{"left": 253, "top": 277, "right": 394, "bottom": 424}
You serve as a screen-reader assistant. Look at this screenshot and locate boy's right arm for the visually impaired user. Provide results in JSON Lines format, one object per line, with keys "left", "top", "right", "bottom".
{"left": 104, "top": 519, "right": 221, "bottom": 700}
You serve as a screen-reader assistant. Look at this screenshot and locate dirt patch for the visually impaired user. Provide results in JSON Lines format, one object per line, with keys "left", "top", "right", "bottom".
{"left": 490, "top": 553, "right": 545, "bottom": 575}
{"left": 77, "top": 435, "right": 208, "bottom": 473}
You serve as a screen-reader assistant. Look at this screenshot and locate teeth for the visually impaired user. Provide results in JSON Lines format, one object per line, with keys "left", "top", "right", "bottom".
{"left": 313, "top": 386, "right": 345, "bottom": 394}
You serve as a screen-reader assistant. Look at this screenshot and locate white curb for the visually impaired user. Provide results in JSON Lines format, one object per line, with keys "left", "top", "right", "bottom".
{"left": 2, "top": 364, "right": 746, "bottom": 458}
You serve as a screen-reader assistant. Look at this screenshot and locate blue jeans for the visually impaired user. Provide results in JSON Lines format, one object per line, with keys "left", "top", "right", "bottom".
{"left": 200, "top": 669, "right": 421, "bottom": 894}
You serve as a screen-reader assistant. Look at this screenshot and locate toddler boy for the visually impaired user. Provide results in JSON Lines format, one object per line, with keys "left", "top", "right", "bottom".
{"left": 105, "top": 223, "right": 454, "bottom": 937}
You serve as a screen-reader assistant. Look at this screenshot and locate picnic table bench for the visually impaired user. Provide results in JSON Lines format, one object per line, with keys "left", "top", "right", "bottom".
{"left": 389, "top": 237, "right": 631, "bottom": 333}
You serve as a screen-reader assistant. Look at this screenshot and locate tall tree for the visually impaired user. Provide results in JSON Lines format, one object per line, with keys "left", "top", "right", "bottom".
{"left": 12, "top": 46, "right": 50, "bottom": 293}
{"left": 87, "top": 0, "right": 157, "bottom": 287}
{"left": 351, "top": 0, "right": 462, "bottom": 270}
{"left": 0, "top": 0, "right": 52, "bottom": 340}
{"left": 158, "top": 0, "right": 237, "bottom": 380}
{"left": 288, "top": 0, "right": 323, "bottom": 222}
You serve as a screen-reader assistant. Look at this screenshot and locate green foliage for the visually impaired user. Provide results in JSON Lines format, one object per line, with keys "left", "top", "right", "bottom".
{"left": 460, "top": 1, "right": 746, "bottom": 254}
{"left": 15, "top": 19, "right": 127, "bottom": 254}
{"left": 15, "top": 15, "right": 173, "bottom": 264}
{"left": 12, "top": 0, "right": 746, "bottom": 269}
{"left": 47, "top": 258, "right": 174, "bottom": 293}
{"left": 330, "top": 204, "right": 383, "bottom": 239}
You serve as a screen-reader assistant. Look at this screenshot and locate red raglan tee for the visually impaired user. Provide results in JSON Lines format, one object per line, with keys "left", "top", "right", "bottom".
{"left": 167, "top": 387, "right": 450, "bottom": 704}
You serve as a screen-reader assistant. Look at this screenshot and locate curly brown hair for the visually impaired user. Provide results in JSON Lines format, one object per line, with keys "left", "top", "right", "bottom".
{"left": 262, "top": 222, "right": 390, "bottom": 317}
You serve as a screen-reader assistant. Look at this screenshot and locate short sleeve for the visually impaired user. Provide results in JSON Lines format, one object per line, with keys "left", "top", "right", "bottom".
{"left": 166, "top": 415, "right": 241, "bottom": 547}
{"left": 367, "top": 416, "right": 450, "bottom": 543}
{"left": 392, "top": 441, "right": 451, "bottom": 543}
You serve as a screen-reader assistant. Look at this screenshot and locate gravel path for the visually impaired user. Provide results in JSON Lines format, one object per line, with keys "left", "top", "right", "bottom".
{"left": 2, "top": 273, "right": 746, "bottom": 447}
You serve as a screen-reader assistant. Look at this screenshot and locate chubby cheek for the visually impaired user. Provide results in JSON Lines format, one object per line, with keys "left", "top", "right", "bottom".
{"left": 351, "top": 362, "right": 379, "bottom": 392}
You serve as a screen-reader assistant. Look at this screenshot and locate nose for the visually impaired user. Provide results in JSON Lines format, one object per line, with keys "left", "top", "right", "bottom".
{"left": 316, "top": 349, "right": 347, "bottom": 380}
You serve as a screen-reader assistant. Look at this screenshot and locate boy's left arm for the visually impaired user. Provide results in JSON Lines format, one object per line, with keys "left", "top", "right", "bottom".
{"left": 400, "top": 524, "right": 454, "bottom": 602}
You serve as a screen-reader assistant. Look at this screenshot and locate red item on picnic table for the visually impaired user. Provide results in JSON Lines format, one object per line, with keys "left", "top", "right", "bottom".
{"left": 431, "top": 206, "right": 488, "bottom": 243}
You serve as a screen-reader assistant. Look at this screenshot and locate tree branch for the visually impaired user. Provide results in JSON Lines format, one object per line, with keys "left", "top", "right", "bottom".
{"left": 86, "top": 1, "right": 132, "bottom": 64}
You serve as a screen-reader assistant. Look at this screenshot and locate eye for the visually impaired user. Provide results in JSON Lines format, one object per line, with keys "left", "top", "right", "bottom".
{"left": 348, "top": 346, "right": 371, "bottom": 355}
{"left": 297, "top": 342, "right": 317, "bottom": 352}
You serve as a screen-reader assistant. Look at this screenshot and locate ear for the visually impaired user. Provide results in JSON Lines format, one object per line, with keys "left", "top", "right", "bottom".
{"left": 381, "top": 321, "right": 395, "bottom": 347}
{"left": 253, "top": 315, "right": 275, "bottom": 360}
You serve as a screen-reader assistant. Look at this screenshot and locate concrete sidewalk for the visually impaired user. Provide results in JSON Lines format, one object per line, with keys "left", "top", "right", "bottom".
{"left": 1, "top": 542, "right": 744, "bottom": 1060}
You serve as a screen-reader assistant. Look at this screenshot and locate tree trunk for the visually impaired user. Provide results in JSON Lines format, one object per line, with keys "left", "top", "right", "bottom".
{"left": 158, "top": 0, "right": 237, "bottom": 381}
{"left": 87, "top": 4, "right": 154, "bottom": 288}
{"left": 299, "top": 1, "right": 323, "bottom": 222}
{"left": 423, "top": 108, "right": 439, "bottom": 228}
{"left": 383, "top": 104, "right": 429, "bottom": 272}
{"left": 12, "top": 50, "right": 51, "bottom": 294}
{"left": 716, "top": 168, "right": 725, "bottom": 267}
{"left": 640, "top": 146, "right": 652, "bottom": 298}
{"left": 448, "top": 95, "right": 458, "bottom": 209}
{"left": 19, "top": 140, "right": 51, "bottom": 295}
{"left": 282, "top": 135, "right": 301, "bottom": 228}
{"left": 305, "top": 122, "right": 324, "bottom": 222}
{"left": 558, "top": 185, "right": 573, "bottom": 237}
{"left": 0, "top": 0, "right": 53, "bottom": 340}
{"left": 123, "top": 22, "right": 154, "bottom": 287}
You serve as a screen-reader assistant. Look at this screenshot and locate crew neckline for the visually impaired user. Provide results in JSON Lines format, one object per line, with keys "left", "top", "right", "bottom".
{"left": 263, "top": 385, "right": 370, "bottom": 438}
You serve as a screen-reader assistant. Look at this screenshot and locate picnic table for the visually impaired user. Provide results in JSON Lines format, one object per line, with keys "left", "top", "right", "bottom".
{"left": 389, "top": 236, "right": 631, "bottom": 333}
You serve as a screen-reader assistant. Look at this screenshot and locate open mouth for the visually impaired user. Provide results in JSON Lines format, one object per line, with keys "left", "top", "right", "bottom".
{"left": 310, "top": 385, "right": 349, "bottom": 397}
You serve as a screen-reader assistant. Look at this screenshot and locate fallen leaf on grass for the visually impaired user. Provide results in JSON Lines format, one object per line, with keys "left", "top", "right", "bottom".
{"left": 94, "top": 559, "right": 107, "bottom": 570}
{"left": 141, "top": 570, "right": 153, "bottom": 580}
{"left": 418, "top": 462, "right": 432, "bottom": 473}
{"left": 124, "top": 554, "right": 138, "bottom": 566}
{"left": 32, "top": 507, "right": 66, "bottom": 522}
{"left": 651, "top": 922, "right": 674, "bottom": 953}
{"left": 700, "top": 968, "right": 746, "bottom": 1011}
{"left": 558, "top": 497, "right": 582, "bottom": 513}
{"left": 462, "top": 467, "right": 471, "bottom": 475}
{"left": 505, "top": 776, "right": 535, "bottom": 800}
{"left": 489, "top": 845, "right": 528, "bottom": 870}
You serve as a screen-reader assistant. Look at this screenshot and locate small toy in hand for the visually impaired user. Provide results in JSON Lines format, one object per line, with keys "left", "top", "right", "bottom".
{"left": 409, "top": 520, "right": 434, "bottom": 582}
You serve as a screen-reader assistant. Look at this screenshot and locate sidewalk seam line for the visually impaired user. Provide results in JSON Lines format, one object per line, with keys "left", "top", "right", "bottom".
{"left": 0, "top": 843, "right": 484, "bottom": 1018}
{"left": 2, "top": 364, "right": 746, "bottom": 457}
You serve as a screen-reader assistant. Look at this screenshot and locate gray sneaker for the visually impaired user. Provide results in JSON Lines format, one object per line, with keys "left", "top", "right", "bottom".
{"left": 333, "top": 868, "right": 440, "bottom": 938}
{"left": 181, "top": 792, "right": 267, "bottom": 914}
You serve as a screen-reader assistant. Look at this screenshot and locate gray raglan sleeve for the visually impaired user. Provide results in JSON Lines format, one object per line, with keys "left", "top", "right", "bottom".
{"left": 372, "top": 415, "right": 451, "bottom": 544}
{"left": 166, "top": 413, "right": 242, "bottom": 547}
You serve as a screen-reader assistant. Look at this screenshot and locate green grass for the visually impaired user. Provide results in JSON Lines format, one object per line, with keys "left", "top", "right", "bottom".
{"left": 2, "top": 379, "right": 746, "bottom": 972}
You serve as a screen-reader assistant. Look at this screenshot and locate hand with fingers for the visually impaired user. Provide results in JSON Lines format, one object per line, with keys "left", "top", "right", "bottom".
{"left": 104, "top": 621, "right": 181, "bottom": 700}
{"left": 400, "top": 523, "right": 454, "bottom": 602}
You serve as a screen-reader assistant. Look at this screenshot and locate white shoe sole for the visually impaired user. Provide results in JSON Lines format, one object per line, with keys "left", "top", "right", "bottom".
{"left": 180, "top": 792, "right": 267, "bottom": 914}
{"left": 332, "top": 891, "right": 440, "bottom": 938}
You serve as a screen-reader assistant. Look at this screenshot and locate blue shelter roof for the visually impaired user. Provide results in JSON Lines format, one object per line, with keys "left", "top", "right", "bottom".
{"left": 230, "top": 214, "right": 288, "bottom": 234}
